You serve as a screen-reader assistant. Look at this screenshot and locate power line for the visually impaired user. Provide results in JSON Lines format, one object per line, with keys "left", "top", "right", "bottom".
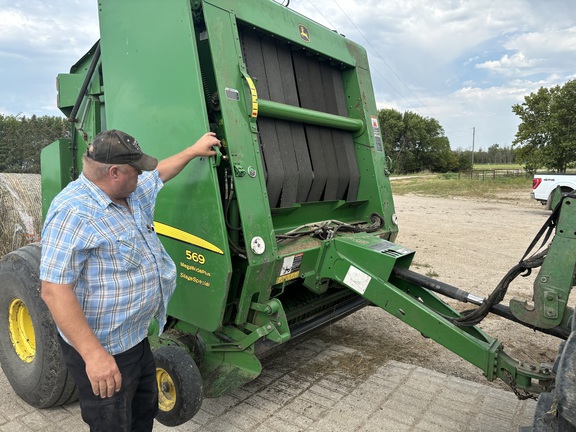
{"left": 306, "top": 0, "right": 467, "bottom": 137}
{"left": 302, "top": 0, "right": 410, "bottom": 108}
{"left": 331, "top": 0, "right": 434, "bottom": 116}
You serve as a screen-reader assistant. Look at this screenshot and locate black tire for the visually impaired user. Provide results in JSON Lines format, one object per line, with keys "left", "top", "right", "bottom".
{"left": 531, "top": 310, "right": 576, "bottom": 431}
{"left": 154, "top": 345, "right": 203, "bottom": 426}
{"left": 0, "top": 243, "right": 77, "bottom": 408}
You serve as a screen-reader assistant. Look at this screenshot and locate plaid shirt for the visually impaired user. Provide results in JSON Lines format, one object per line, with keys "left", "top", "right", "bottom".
{"left": 40, "top": 171, "right": 176, "bottom": 355}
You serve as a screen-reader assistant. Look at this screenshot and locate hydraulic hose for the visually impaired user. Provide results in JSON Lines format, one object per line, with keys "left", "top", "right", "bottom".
{"left": 391, "top": 266, "right": 569, "bottom": 340}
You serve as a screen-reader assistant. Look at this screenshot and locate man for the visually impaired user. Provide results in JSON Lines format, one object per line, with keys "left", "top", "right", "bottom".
{"left": 40, "top": 129, "right": 220, "bottom": 431}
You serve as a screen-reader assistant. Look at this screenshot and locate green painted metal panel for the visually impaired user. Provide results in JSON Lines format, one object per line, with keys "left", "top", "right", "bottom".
{"left": 51, "top": 0, "right": 402, "bottom": 345}
{"left": 56, "top": 42, "right": 100, "bottom": 116}
{"left": 510, "top": 194, "right": 576, "bottom": 329}
{"left": 200, "top": 3, "right": 279, "bottom": 325}
{"left": 316, "top": 234, "right": 501, "bottom": 374}
{"left": 97, "top": 0, "right": 232, "bottom": 332}
{"left": 56, "top": 74, "right": 86, "bottom": 112}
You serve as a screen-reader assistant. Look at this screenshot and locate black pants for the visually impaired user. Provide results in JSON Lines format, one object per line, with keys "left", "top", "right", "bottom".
{"left": 59, "top": 336, "right": 158, "bottom": 432}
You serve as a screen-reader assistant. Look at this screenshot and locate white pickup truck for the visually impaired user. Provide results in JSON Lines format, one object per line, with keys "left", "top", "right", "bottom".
{"left": 531, "top": 173, "right": 576, "bottom": 208}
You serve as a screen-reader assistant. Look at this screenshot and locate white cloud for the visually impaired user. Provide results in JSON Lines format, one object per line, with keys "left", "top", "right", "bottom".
{"left": 512, "top": 26, "right": 576, "bottom": 55}
{"left": 476, "top": 52, "right": 539, "bottom": 76}
{"left": 376, "top": 72, "right": 574, "bottom": 150}
{"left": 0, "top": 1, "right": 99, "bottom": 116}
{"left": 1, "top": 0, "right": 575, "bottom": 150}
{"left": 0, "top": 4, "right": 97, "bottom": 56}
{"left": 476, "top": 26, "right": 576, "bottom": 78}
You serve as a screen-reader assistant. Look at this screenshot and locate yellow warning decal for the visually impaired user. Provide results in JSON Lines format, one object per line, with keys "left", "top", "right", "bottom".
{"left": 276, "top": 271, "right": 300, "bottom": 285}
{"left": 154, "top": 222, "right": 224, "bottom": 255}
{"left": 245, "top": 76, "right": 259, "bottom": 118}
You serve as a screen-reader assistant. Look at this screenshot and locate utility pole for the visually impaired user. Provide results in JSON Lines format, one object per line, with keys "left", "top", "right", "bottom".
{"left": 471, "top": 127, "right": 475, "bottom": 168}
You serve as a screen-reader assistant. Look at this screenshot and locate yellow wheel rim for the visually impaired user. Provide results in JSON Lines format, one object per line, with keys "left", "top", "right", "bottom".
{"left": 156, "top": 367, "right": 177, "bottom": 411}
{"left": 8, "top": 298, "right": 36, "bottom": 363}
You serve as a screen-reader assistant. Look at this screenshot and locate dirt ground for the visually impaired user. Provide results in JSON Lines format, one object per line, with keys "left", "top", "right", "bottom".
{"left": 311, "top": 190, "right": 562, "bottom": 392}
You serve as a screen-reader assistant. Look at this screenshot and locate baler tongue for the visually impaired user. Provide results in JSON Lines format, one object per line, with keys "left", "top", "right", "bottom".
{"left": 308, "top": 232, "right": 555, "bottom": 398}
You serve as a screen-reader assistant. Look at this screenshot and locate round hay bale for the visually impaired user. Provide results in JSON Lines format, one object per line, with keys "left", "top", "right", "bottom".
{"left": 0, "top": 173, "right": 42, "bottom": 257}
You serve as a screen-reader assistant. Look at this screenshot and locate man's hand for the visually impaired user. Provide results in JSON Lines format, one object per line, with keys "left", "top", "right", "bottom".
{"left": 84, "top": 348, "right": 122, "bottom": 398}
{"left": 157, "top": 132, "right": 222, "bottom": 183}
{"left": 189, "top": 132, "right": 221, "bottom": 158}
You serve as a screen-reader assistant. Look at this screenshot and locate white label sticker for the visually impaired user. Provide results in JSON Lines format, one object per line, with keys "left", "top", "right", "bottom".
{"left": 280, "top": 256, "right": 295, "bottom": 275}
{"left": 371, "top": 115, "right": 383, "bottom": 152}
{"left": 343, "top": 265, "right": 371, "bottom": 295}
{"left": 370, "top": 116, "right": 383, "bottom": 152}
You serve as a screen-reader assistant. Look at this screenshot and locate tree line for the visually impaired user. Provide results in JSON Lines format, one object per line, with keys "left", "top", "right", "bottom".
{"left": 0, "top": 112, "right": 529, "bottom": 176}
{"left": 0, "top": 114, "right": 70, "bottom": 173}
{"left": 379, "top": 78, "right": 576, "bottom": 174}
{"left": 1, "top": 78, "right": 574, "bottom": 175}
{"left": 378, "top": 108, "right": 518, "bottom": 174}
{"left": 513, "top": 79, "right": 576, "bottom": 173}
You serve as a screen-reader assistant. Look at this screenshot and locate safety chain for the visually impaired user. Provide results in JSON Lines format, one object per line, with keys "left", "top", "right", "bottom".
{"left": 502, "top": 369, "right": 538, "bottom": 401}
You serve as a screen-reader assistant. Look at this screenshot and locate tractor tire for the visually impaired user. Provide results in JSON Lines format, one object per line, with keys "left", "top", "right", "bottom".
{"left": 530, "top": 310, "right": 576, "bottom": 431}
{"left": 0, "top": 243, "right": 77, "bottom": 408}
{"left": 154, "top": 345, "right": 203, "bottom": 426}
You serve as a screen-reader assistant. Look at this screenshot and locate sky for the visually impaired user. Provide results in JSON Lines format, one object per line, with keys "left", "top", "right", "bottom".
{"left": 0, "top": 0, "right": 574, "bottom": 151}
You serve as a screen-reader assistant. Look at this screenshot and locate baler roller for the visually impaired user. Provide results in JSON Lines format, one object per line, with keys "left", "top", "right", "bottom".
{"left": 258, "top": 99, "right": 364, "bottom": 133}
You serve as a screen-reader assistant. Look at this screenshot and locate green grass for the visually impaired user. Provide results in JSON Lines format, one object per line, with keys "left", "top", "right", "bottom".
{"left": 390, "top": 174, "right": 532, "bottom": 199}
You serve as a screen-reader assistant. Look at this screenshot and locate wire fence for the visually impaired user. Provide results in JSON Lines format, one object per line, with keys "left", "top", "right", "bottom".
{"left": 459, "top": 169, "right": 529, "bottom": 180}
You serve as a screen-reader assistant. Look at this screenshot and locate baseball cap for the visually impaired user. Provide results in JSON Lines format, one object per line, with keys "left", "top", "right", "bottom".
{"left": 87, "top": 130, "right": 158, "bottom": 171}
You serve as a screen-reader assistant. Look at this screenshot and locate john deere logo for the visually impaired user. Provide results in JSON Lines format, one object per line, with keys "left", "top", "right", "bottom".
{"left": 298, "top": 25, "right": 310, "bottom": 43}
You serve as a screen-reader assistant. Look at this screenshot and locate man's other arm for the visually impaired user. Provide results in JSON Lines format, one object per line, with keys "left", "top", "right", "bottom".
{"left": 41, "top": 281, "right": 122, "bottom": 398}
